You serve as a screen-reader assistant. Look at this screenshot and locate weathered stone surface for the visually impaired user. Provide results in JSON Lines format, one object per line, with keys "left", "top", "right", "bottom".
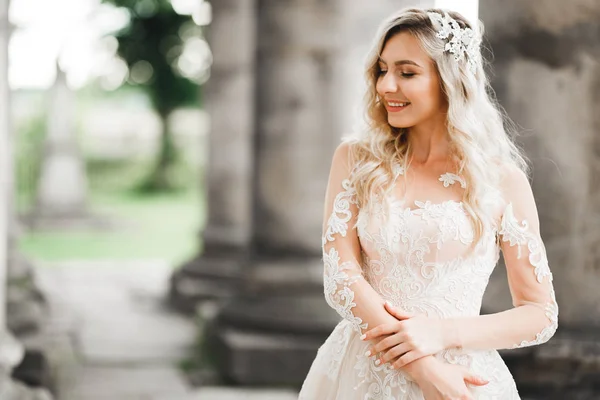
{"left": 206, "top": 0, "right": 437, "bottom": 387}
{"left": 209, "top": 324, "right": 325, "bottom": 385}
{"left": 0, "top": 330, "right": 53, "bottom": 400}
{"left": 480, "top": 0, "right": 600, "bottom": 329}
{"left": 176, "top": 387, "right": 298, "bottom": 400}
{"left": 0, "top": 0, "right": 54, "bottom": 396}
{"left": 169, "top": 0, "right": 256, "bottom": 312}
{"left": 57, "top": 366, "right": 188, "bottom": 400}
{"left": 480, "top": 0, "right": 600, "bottom": 396}
{"left": 0, "top": 380, "right": 53, "bottom": 400}
{"left": 7, "top": 284, "right": 46, "bottom": 335}
{"left": 35, "top": 67, "right": 88, "bottom": 220}
{"left": 252, "top": 0, "right": 339, "bottom": 254}
{"left": 34, "top": 261, "right": 197, "bottom": 400}
{"left": 203, "top": 0, "right": 343, "bottom": 385}
{"left": 40, "top": 261, "right": 197, "bottom": 364}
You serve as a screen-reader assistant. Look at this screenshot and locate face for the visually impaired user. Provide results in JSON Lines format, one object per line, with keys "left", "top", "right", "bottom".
{"left": 376, "top": 31, "right": 447, "bottom": 129}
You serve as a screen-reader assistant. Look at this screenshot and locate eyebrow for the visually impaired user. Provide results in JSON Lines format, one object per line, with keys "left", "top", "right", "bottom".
{"left": 377, "top": 57, "right": 421, "bottom": 68}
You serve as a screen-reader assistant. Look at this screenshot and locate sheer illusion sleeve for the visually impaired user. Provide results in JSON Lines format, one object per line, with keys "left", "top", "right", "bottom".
{"left": 448, "top": 166, "right": 558, "bottom": 350}
{"left": 497, "top": 167, "right": 558, "bottom": 348}
{"left": 322, "top": 143, "right": 396, "bottom": 334}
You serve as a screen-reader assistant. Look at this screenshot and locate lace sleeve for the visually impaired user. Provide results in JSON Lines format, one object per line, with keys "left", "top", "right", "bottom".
{"left": 498, "top": 169, "right": 558, "bottom": 348}
{"left": 447, "top": 166, "right": 558, "bottom": 351}
{"left": 321, "top": 143, "right": 389, "bottom": 334}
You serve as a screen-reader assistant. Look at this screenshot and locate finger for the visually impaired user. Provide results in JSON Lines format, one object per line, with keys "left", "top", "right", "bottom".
{"left": 391, "top": 350, "right": 422, "bottom": 369}
{"left": 380, "top": 342, "right": 411, "bottom": 364}
{"left": 371, "top": 332, "right": 404, "bottom": 354}
{"left": 361, "top": 322, "right": 402, "bottom": 341}
{"left": 384, "top": 301, "right": 414, "bottom": 320}
{"left": 463, "top": 372, "right": 490, "bottom": 386}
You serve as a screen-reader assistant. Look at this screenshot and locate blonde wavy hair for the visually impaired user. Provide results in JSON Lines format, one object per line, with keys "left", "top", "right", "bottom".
{"left": 344, "top": 7, "right": 528, "bottom": 246}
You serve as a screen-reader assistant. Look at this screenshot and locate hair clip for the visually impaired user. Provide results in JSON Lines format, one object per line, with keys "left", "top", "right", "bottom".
{"left": 427, "top": 11, "right": 480, "bottom": 73}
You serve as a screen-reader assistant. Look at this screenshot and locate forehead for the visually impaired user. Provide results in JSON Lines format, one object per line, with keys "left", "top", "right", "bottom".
{"left": 379, "top": 31, "right": 431, "bottom": 66}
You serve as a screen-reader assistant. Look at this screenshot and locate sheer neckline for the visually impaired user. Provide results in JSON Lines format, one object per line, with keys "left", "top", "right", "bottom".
{"left": 387, "top": 197, "right": 465, "bottom": 214}
{"left": 393, "top": 164, "right": 466, "bottom": 189}
{"left": 388, "top": 164, "right": 466, "bottom": 212}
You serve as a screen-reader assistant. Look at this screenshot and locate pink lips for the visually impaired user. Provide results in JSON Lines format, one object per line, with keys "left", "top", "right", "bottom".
{"left": 385, "top": 102, "right": 411, "bottom": 112}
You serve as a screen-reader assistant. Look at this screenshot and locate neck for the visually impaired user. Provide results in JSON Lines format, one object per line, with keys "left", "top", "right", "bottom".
{"left": 406, "top": 117, "right": 450, "bottom": 165}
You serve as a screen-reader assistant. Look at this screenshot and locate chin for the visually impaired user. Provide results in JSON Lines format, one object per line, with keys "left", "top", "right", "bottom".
{"left": 387, "top": 116, "right": 416, "bottom": 129}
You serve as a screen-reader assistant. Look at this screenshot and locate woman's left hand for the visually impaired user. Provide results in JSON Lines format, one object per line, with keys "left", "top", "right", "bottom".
{"left": 361, "top": 302, "right": 452, "bottom": 369}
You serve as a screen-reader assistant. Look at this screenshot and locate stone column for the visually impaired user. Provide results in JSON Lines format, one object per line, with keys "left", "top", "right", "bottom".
{"left": 0, "top": 0, "right": 51, "bottom": 398}
{"left": 480, "top": 1, "right": 600, "bottom": 397}
{"left": 29, "top": 65, "right": 90, "bottom": 230}
{"left": 169, "top": 0, "right": 256, "bottom": 313}
{"left": 204, "top": 0, "right": 435, "bottom": 386}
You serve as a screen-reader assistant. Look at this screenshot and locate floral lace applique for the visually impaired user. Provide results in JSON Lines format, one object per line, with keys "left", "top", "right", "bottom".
{"left": 323, "top": 176, "right": 368, "bottom": 333}
{"left": 439, "top": 172, "right": 467, "bottom": 189}
{"left": 499, "top": 202, "right": 558, "bottom": 348}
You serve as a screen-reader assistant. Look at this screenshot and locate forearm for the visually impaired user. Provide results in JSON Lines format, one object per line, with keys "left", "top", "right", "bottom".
{"left": 444, "top": 303, "right": 558, "bottom": 351}
{"left": 329, "top": 278, "right": 438, "bottom": 378}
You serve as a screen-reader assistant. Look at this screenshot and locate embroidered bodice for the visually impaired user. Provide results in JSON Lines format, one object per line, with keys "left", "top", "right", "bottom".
{"left": 322, "top": 144, "right": 558, "bottom": 351}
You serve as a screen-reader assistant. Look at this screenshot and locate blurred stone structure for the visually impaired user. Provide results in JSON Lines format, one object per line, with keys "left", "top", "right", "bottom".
{"left": 171, "top": 0, "right": 600, "bottom": 395}
{"left": 169, "top": 0, "right": 256, "bottom": 312}
{"left": 169, "top": 0, "right": 435, "bottom": 386}
{"left": 0, "top": 0, "right": 53, "bottom": 398}
{"left": 480, "top": 0, "right": 600, "bottom": 398}
{"left": 25, "top": 66, "right": 94, "bottom": 231}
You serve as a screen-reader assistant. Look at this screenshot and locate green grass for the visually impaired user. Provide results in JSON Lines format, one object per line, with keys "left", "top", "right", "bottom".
{"left": 18, "top": 186, "right": 206, "bottom": 267}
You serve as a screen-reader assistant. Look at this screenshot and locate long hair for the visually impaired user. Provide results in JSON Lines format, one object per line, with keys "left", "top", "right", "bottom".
{"left": 344, "top": 7, "right": 528, "bottom": 246}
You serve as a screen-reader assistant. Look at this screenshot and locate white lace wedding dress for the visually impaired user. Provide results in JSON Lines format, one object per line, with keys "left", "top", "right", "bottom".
{"left": 298, "top": 144, "right": 558, "bottom": 400}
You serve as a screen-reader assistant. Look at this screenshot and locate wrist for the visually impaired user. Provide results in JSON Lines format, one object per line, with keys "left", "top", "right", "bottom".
{"left": 442, "top": 318, "right": 462, "bottom": 349}
{"left": 403, "top": 355, "right": 436, "bottom": 381}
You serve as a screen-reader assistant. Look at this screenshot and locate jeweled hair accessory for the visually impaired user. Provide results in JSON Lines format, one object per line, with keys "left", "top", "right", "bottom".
{"left": 427, "top": 11, "right": 481, "bottom": 74}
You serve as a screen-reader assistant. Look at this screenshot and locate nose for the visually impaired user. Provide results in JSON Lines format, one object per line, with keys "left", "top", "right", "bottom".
{"left": 378, "top": 72, "right": 398, "bottom": 94}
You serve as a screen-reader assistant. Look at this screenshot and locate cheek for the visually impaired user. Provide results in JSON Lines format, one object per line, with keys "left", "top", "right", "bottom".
{"left": 405, "top": 78, "right": 441, "bottom": 107}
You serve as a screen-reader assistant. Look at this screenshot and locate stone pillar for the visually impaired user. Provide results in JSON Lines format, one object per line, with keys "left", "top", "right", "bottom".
{"left": 169, "top": 0, "right": 256, "bottom": 313}
{"left": 480, "top": 1, "right": 600, "bottom": 397}
{"left": 204, "top": 0, "right": 435, "bottom": 386}
{"left": 0, "top": 0, "right": 52, "bottom": 398}
{"left": 30, "top": 65, "right": 89, "bottom": 230}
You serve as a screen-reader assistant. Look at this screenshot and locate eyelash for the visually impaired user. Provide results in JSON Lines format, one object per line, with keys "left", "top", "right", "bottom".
{"left": 377, "top": 70, "right": 415, "bottom": 78}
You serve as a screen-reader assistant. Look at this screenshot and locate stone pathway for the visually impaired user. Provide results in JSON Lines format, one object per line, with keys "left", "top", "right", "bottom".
{"left": 32, "top": 260, "right": 298, "bottom": 400}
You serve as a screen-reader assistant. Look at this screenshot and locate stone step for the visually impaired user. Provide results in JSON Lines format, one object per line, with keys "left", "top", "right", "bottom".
{"left": 163, "top": 387, "right": 299, "bottom": 400}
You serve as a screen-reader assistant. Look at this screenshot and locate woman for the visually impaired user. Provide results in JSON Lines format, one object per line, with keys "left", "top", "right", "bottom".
{"left": 298, "top": 7, "right": 558, "bottom": 400}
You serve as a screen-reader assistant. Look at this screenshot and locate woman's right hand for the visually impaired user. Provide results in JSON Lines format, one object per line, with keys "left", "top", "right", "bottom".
{"left": 411, "top": 359, "right": 489, "bottom": 400}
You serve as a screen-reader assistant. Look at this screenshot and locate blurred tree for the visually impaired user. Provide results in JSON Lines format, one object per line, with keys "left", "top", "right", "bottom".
{"left": 102, "top": 0, "right": 202, "bottom": 192}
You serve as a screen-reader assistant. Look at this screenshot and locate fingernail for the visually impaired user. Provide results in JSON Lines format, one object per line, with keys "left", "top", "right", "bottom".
{"left": 365, "top": 350, "right": 371, "bottom": 357}
{"left": 385, "top": 300, "right": 392, "bottom": 307}
{"left": 375, "top": 359, "right": 381, "bottom": 366}
{"left": 360, "top": 334, "right": 366, "bottom": 340}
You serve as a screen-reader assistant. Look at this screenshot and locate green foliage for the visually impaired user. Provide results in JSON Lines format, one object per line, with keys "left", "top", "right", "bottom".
{"left": 15, "top": 110, "right": 47, "bottom": 211}
{"left": 19, "top": 164, "right": 205, "bottom": 265}
{"left": 103, "top": 0, "right": 199, "bottom": 112}
{"left": 86, "top": 152, "right": 197, "bottom": 194}
{"left": 101, "top": 0, "right": 203, "bottom": 192}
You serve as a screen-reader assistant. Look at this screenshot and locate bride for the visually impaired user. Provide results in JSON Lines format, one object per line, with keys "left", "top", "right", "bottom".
{"left": 298, "top": 7, "right": 558, "bottom": 400}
